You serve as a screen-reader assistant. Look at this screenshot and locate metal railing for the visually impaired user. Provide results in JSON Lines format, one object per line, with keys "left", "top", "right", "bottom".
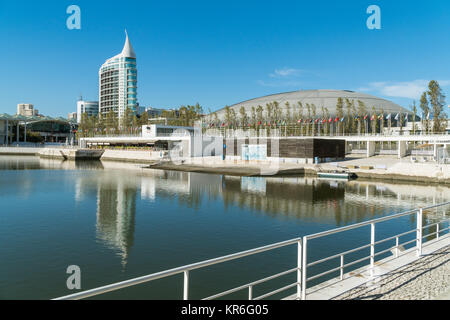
{"left": 300, "top": 201, "right": 450, "bottom": 300}
{"left": 54, "top": 237, "right": 303, "bottom": 300}
{"left": 54, "top": 202, "right": 450, "bottom": 300}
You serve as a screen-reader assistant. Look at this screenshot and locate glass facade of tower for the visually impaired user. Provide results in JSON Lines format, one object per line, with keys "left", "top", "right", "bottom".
{"left": 99, "top": 34, "right": 138, "bottom": 121}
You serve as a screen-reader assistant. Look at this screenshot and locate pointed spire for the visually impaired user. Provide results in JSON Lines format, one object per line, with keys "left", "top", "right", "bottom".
{"left": 121, "top": 29, "right": 136, "bottom": 58}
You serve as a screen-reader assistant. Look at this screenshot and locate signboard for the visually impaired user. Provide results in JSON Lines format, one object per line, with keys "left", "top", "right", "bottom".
{"left": 242, "top": 144, "right": 267, "bottom": 160}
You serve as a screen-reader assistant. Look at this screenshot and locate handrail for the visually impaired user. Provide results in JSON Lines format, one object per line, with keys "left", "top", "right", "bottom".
{"left": 301, "top": 202, "right": 449, "bottom": 299}
{"left": 202, "top": 267, "right": 298, "bottom": 300}
{"left": 53, "top": 201, "right": 449, "bottom": 301}
{"left": 54, "top": 237, "right": 301, "bottom": 300}
{"left": 305, "top": 201, "right": 450, "bottom": 241}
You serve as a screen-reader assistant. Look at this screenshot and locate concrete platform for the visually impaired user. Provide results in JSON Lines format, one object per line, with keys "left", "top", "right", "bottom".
{"left": 284, "top": 235, "right": 450, "bottom": 300}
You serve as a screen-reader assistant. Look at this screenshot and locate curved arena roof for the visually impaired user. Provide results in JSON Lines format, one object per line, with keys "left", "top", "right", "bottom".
{"left": 214, "top": 89, "right": 411, "bottom": 119}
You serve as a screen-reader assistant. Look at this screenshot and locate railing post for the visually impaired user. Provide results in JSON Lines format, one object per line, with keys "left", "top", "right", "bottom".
{"left": 301, "top": 237, "right": 307, "bottom": 300}
{"left": 417, "top": 208, "right": 423, "bottom": 257}
{"left": 340, "top": 255, "right": 344, "bottom": 280}
{"left": 183, "top": 270, "right": 189, "bottom": 300}
{"left": 297, "top": 240, "right": 302, "bottom": 299}
{"left": 436, "top": 223, "right": 440, "bottom": 240}
{"left": 248, "top": 285, "right": 253, "bottom": 300}
{"left": 370, "top": 223, "right": 375, "bottom": 277}
{"left": 395, "top": 237, "right": 399, "bottom": 258}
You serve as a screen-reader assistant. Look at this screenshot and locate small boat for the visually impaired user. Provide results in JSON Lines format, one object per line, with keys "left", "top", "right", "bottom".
{"left": 317, "top": 171, "right": 353, "bottom": 180}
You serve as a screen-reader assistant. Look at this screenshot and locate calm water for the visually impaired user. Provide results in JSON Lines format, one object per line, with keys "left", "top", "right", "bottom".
{"left": 0, "top": 156, "right": 448, "bottom": 300}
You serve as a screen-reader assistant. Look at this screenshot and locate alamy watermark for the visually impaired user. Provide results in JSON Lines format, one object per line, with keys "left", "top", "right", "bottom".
{"left": 66, "top": 265, "right": 81, "bottom": 290}
{"left": 366, "top": 5, "right": 381, "bottom": 30}
{"left": 66, "top": 5, "right": 81, "bottom": 30}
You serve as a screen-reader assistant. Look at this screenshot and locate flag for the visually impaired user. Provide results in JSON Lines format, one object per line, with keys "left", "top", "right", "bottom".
{"left": 371, "top": 115, "right": 375, "bottom": 121}
{"left": 334, "top": 117, "right": 339, "bottom": 122}
{"left": 378, "top": 114, "right": 383, "bottom": 120}
{"left": 297, "top": 119, "right": 301, "bottom": 123}
{"left": 315, "top": 118, "right": 319, "bottom": 123}
{"left": 386, "top": 113, "right": 391, "bottom": 120}
{"left": 426, "top": 113, "right": 430, "bottom": 120}
{"left": 340, "top": 117, "right": 345, "bottom": 122}
{"left": 405, "top": 114, "right": 408, "bottom": 121}
{"left": 394, "top": 113, "right": 399, "bottom": 121}
{"left": 364, "top": 115, "right": 368, "bottom": 120}
{"left": 328, "top": 118, "right": 332, "bottom": 123}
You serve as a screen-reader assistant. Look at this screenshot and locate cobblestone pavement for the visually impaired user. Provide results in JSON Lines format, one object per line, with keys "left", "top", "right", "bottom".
{"left": 332, "top": 246, "right": 450, "bottom": 300}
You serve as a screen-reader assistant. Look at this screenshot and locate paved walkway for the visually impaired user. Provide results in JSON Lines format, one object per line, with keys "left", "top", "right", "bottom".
{"left": 332, "top": 245, "right": 449, "bottom": 300}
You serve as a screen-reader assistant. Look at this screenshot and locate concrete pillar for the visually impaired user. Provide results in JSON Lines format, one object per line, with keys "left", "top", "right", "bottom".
{"left": 16, "top": 122, "right": 19, "bottom": 143}
{"left": 24, "top": 122, "right": 27, "bottom": 143}
{"left": 398, "top": 141, "right": 407, "bottom": 159}
{"left": 367, "top": 141, "right": 376, "bottom": 157}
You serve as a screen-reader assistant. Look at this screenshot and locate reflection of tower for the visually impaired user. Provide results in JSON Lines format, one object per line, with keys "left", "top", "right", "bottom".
{"left": 140, "top": 177, "right": 156, "bottom": 201}
{"left": 96, "top": 178, "right": 137, "bottom": 268}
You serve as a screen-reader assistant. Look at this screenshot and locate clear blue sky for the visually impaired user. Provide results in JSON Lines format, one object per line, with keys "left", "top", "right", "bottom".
{"left": 1, "top": 0, "right": 449, "bottom": 117}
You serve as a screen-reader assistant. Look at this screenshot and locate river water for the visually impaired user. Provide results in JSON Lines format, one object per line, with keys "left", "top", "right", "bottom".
{"left": 0, "top": 156, "right": 448, "bottom": 299}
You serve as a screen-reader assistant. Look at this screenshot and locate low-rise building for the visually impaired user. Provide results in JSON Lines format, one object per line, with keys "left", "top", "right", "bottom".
{"left": 17, "top": 103, "right": 39, "bottom": 117}
{"left": 68, "top": 112, "right": 77, "bottom": 122}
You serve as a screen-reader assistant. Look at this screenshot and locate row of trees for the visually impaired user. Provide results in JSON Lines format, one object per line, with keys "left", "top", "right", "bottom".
{"left": 160, "top": 103, "right": 204, "bottom": 127}
{"left": 205, "top": 80, "right": 447, "bottom": 135}
{"left": 206, "top": 99, "right": 391, "bottom": 136}
{"left": 77, "top": 103, "right": 205, "bottom": 138}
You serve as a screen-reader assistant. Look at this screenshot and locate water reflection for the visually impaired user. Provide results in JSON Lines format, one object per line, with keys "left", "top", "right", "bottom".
{"left": 1, "top": 156, "right": 449, "bottom": 270}
{"left": 89, "top": 163, "right": 449, "bottom": 267}
{"left": 96, "top": 177, "right": 137, "bottom": 268}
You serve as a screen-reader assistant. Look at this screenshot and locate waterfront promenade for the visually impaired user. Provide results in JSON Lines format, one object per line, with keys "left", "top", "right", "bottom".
{"left": 333, "top": 245, "right": 449, "bottom": 300}
{"left": 284, "top": 236, "right": 450, "bottom": 300}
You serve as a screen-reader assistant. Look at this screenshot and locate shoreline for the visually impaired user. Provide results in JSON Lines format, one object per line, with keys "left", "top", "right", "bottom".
{"left": 1, "top": 148, "right": 449, "bottom": 184}
{"left": 147, "top": 161, "right": 450, "bottom": 185}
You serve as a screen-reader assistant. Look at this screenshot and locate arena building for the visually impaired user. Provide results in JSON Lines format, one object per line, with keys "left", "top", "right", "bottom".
{"left": 213, "top": 89, "right": 412, "bottom": 120}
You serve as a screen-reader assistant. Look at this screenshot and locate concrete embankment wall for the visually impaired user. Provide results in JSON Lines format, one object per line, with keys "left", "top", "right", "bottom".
{"left": 0, "top": 147, "right": 43, "bottom": 155}
{"left": 100, "top": 149, "right": 161, "bottom": 164}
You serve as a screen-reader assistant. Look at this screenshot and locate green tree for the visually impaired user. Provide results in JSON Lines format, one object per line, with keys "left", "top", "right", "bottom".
{"left": 256, "top": 105, "right": 264, "bottom": 124}
{"left": 224, "top": 106, "right": 232, "bottom": 127}
{"left": 239, "top": 106, "right": 248, "bottom": 128}
{"left": 357, "top": 100, "right": 367, "bottom": 134}
{"left": 420, "top": 92, "right": 430, "bottom": 134}
{"left": 427, "top": 80, "right": 447, "bottom": 133}
{"left": 345, "top": 98, "right": 353, "bottom": 134}
{"left": 411, "top": 101, "right": 418, "bottom": 135}
{"left": 139, "top": 111, "right": 149, "bottom": 127}
{"left": 251, "top": 106, "right": 256, "bottom": 128}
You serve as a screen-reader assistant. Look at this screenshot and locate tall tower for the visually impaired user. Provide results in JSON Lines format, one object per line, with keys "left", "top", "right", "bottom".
{"left": 99, "top": 30, "right": 138, "bottom": 122}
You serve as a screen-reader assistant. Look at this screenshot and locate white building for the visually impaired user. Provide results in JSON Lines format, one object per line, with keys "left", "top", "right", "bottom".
{"left": 68, "top": 112, "right": 77, "bottom": 122}
{"left": 77, "top": 99, "right": 99, "bottom": 123}
{"left": 17, "top": 103, "right": 38, "bottom": 117}
{"left": 99, "top": 30, "right": 138, "bottom": 122}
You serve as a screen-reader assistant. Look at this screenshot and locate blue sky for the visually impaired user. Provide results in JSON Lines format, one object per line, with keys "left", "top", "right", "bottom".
{"left": 0, "top": 0, "right": 449, "bottom": 117}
